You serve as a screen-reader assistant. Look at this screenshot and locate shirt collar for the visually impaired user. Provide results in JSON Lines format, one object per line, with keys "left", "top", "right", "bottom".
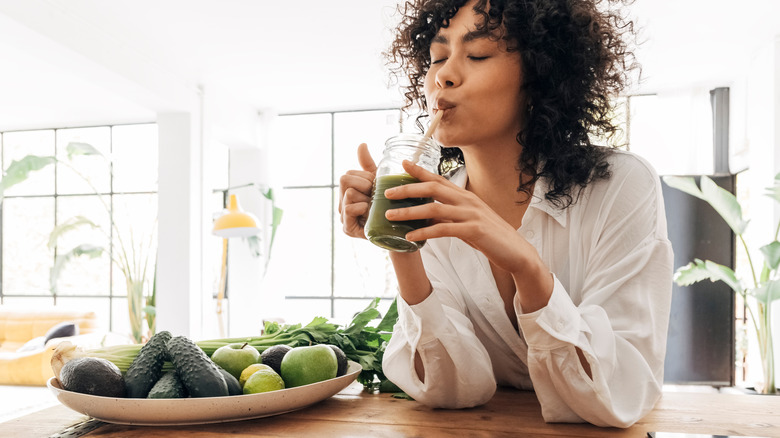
{"left": 447, "top": 166, "right": 568, "bottom": 228}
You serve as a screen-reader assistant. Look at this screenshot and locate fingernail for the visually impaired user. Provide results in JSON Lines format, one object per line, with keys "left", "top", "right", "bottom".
{"left": 384, "top": 188, "right": 395, "bottom": 196}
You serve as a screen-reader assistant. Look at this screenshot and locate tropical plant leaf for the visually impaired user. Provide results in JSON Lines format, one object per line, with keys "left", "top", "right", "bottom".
{"left": 765, "top": 172, "right": 780, "bottom": 203}
{"left": 751, "top": 280, "right": 780, "bottom": 305}
{"left": 66, "top": 142, "right": 104, "bottom": 160}
{"left": 47, "top": 216, "right": 101, "bottom": 249}
{"left": 699, "top": 176, "right": 749, "bottom": 235}
{"left": 663, "top": 176, "right": 748, "bottom": 235}
{"left": 662, "top": 176, "right": 707, "bottom": 201}
{"left": 50, "top": 244, "right": 105, "bottom": 293}
{"left": 673, "top": 258, "right": 743, "bottom": 294}
{"left": 0, "top": 155, "right": 56, "bottom": 197}
{"left": 760, "top": 241, "right": 780, "bottom": 271}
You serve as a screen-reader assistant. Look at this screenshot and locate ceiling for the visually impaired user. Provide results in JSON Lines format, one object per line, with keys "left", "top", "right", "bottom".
{"left": 0, "top": 0, "right": 779, "bottom": 131}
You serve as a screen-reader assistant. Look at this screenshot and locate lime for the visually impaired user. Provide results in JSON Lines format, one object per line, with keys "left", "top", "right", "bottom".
{"left": 242, "top": 369, "right": 285, "bottom": 394}
{"left": 239, "top": 363, "right": 274, "bottom": 387}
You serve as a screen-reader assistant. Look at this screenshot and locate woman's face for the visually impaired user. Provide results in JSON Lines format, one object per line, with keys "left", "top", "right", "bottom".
{"left": 424, "top": 1, "right": 525, "bottom": 149}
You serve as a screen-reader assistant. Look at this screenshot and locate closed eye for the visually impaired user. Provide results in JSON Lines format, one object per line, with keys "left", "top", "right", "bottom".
{"left": 431, "top": 57, "right": 447, "bottom": 65}
{"left": 468, "top": 56, "right": 489, "bottom": 61}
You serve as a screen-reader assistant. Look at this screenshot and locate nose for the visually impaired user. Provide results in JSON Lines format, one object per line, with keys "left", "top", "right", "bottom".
{"left": 434, "top": 58, "right": 461, "bottom": 89}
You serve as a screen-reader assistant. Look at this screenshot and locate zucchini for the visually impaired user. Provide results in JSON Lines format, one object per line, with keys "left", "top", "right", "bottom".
{"left": 167, "top": 336, "right": 229, "bottom": 397}
{"left": 124, "top": 331, "right": 172, "bottom": 398}
{"left": 147, "top": 371, "right": 188, "bottom": 399}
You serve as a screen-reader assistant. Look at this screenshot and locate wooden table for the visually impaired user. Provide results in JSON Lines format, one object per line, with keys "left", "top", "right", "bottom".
{"left": 3, "top": 382, "right": 779, "bottom": 438}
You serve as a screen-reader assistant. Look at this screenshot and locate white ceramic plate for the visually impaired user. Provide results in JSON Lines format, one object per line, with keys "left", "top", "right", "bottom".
{"left": 47, "top": 361, "right": 362, "bottom": 426}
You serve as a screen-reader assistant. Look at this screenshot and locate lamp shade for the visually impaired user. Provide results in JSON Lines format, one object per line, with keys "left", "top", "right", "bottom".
{"left": 213, "top": 194, "right": 261, "bottom": 238}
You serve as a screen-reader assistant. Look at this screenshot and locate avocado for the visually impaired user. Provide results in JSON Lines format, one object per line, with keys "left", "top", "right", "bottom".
{"left": 329, "top": 345, "right": 348, "bottom": 377}
{"left": 260, "top": 344, "right": 292, "bottom": 375}
{"left": 60, "top": 357, "right": 125, "bottom": 398}
{"left": 147, "top": 371, "right": 188, "bottom": 399}
{"left": 166, "top": 336, "right": 229, "bottom": 397}
{"left": 125, "top": 331, "right": 172, "bottom": 398}
{"left": 217, "top": 367, "right": 243, "bottom": 395}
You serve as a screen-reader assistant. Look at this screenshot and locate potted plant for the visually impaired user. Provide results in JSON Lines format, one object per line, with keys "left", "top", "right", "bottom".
{"left": 0, "top": 142, "right": 156, "bottom": 343}
{"left": 663, "top": 173, "right": 780, "bottom": 394}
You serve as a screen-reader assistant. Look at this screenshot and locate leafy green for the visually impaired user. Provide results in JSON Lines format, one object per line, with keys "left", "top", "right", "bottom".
{"left": 673, "top": 258, "right": 743, "bottom": 295}
{"left": 0, "top": 155, "right": 56, "bottom": 198}
{"left": 194, "top": 297, "right": 397, "bottom": 390}
{"left": 663, "top": 175, "right": 748, "bottom": 235}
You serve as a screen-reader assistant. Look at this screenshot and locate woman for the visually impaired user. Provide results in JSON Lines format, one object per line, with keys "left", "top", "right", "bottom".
{"left": 338, "top": 0, "right": 672, "bottom": 428}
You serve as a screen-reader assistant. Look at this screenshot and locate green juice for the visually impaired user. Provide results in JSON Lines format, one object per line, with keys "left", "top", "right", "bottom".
{"left": 365, "top": 173, "right": 432, "bottom": 252}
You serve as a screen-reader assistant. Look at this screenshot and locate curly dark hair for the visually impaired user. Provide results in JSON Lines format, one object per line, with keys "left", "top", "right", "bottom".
{"left": 386, "top": 0, "right": 638, "bottom": 208}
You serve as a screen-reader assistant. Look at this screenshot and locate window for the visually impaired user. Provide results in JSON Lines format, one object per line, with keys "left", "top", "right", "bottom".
{"left": 0, "top": 123, "right": 158, "bottom": 333}
{"left": 265, "top": 109, "right": 408, "bottom": 324}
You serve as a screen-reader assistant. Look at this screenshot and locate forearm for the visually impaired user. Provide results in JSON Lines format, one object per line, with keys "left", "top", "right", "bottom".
{"left": 388, "top": 251, "right": 432, "bottom": 305}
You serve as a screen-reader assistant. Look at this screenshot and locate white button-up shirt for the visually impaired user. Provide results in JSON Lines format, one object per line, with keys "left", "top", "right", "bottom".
{"left": 383, "top": 150, "right": 674, "bottom": 428}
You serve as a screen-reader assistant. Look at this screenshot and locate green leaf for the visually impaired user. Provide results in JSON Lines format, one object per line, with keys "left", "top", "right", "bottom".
{"left": 751, "top": 280, "right": 780, "bottom": 305}
{"left": 673, "top": 259, "right": 743, "bottom": 294}
{"left": 66, "top": 142, "right": 104, "bottom": 160}
{"left": 662, "top": 176, "right": 707, "bottom": 201}
{"left": 663, "top": 176, "right": 748, "bottom": 235}
{"left": 0, "top": 155, "right": 56, "bottom": 197}
{"left": 343, "top": 298, "right": 381, "bottom": 336}
{"left": 142, "top": 305, "right": 156, "bottom": 317}
{"left": 376, "top": 297, "right": 398, "bottom": 332}
{"left": 699, "top": 176, "right": 748, "bottom": 235}
{"left": 47, "top": 216, "right": 100, "bottom": 249}
{"left": 764, "top": 172, "right": 780, "bottom": 203}
{"left": 243, "top": 235, "right": 262, "bottom": 258}
{"left": 760, "top": 241, "right": 780, "bottom": 271}
{"left": 50, "top": 244, "right": 105, "bottom": 293}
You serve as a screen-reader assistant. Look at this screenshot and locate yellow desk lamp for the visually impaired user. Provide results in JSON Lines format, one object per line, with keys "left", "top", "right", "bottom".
{"left": 213, "top": 193, "right": 260, "bottom": 337}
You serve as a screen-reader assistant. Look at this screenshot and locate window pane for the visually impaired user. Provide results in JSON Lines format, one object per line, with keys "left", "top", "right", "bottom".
{"left": 281, "top": 298, "right": 332, "bottom": 324}
{"left": 269, "top": 114, "right": 332, "bottom": 187}
{"left": 2, "top": 130, "right": 55, "bottom": 196}
{"left": 264, "top": 188, "right": 331, "bottom": 297}
{"left": 2, "top": 197, "right": 54, "bottom": 294}
{"left": 333, "top": 188, "right": 398, "bottom": 299}
{"left": 111, "top": 194, "right": 158, "bottom": 295}
{"left": 333, "top": 110, "right": 400, "bottom": 181}
{"left": 112, "top": 124, "right": 159, "bottom": 193}
{"left": 54, "top": 195, "right": 111, "bottom": 296}
{"left": 0, "top": 296, "right": 55, "bottom": 309}
{"left": 56, "top": 127, "right": 111, "bottom": 195}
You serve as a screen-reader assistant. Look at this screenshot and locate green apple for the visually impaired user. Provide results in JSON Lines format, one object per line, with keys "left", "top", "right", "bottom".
{"left": 280, "top": 344, "right": 338, "bottom": 388}
{"left": 211, "top": 343, "right": 261, "bottom": 380}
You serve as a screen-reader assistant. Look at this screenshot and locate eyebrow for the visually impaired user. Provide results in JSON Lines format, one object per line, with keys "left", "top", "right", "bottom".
{"left": 431, "top": 29, "right": 491, "bottom": 45}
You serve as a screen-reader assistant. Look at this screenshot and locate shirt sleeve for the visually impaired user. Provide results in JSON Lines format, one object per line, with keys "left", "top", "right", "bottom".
{"left": 382, "top": 271, "right": 498, "bottom": 408}
{"left": 516, "top": 157, "right": 674, "bottom": 427}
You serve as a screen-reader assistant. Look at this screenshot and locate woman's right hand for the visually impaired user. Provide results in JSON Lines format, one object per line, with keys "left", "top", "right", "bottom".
{"left": 338, "top": 143, "right": 377, "bottom": 239}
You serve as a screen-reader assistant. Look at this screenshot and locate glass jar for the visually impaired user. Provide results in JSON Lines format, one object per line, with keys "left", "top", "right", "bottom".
{"left": 365, "top": 133, "right": 441, "bottom": 252}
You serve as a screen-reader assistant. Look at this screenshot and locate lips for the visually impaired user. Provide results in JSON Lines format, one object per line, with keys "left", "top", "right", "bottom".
{"left": 434, "top": 98, "right": 455, "bottom": 112}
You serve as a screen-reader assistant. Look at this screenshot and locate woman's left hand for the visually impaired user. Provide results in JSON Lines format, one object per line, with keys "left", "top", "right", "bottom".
{"left": 384, "top": 160, "right": 533, "bottom": 275}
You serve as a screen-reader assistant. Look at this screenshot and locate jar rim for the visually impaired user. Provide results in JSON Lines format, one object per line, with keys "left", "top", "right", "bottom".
{"left": 385, "top": 133, "right": 441, "bottom": 151}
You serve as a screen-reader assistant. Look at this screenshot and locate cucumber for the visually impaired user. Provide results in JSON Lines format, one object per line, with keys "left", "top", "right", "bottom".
{"left": 147, "top": 371, "right": 188, "bottom": 399}
{"left": 167, "top": 336, "right": 229, "bottom": 397}
{"left": 124, "top": 331, "right": 172, "bottom": 398}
